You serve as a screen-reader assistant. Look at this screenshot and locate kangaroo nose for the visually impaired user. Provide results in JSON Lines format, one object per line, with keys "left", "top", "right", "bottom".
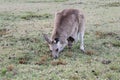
{"left": 54, "top": 56, "right": 58, "bottom": 59}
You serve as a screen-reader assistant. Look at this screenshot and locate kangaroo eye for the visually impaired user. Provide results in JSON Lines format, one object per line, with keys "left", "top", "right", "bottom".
{"left": 56, "top": 48, "right": 58, "bottom": 52}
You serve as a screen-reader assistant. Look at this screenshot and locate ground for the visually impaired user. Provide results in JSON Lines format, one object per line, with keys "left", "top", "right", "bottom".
{"left": 0, "top": 0, "right": 120, "bottom": 80}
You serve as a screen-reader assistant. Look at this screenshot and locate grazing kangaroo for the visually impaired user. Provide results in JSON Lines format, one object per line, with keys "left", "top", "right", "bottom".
{"left": 43, "top": 9, "right": 85, "bottom": 59}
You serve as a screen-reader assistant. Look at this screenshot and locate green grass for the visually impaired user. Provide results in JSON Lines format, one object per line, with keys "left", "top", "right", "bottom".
{"left": 0, "top": 0, "right": 120, "bottom": 80}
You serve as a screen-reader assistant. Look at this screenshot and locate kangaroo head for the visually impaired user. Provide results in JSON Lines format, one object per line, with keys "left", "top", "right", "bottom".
{"left": 43, "top": 34, "right": 63, "bottom": 59}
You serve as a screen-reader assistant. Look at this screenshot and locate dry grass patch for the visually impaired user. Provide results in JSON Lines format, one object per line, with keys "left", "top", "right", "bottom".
{"left": 7, "top": 65, "right": 14, "bottom": 71}
{"left": 85, "top": 50, "right": 96, "bottom": 56}
{"left": 64, "top": 50, "right": 73, "bottom": 57}
{"left": 51, "top": 59, "right": 67, "bottom": 66}
{"left": 35, "top": 55, "right": 49, "bottom": 65}
{"left": 95, "top": 31, "right": 117, "bottom": 39}
{"left": 0, "top": 28, "right": 9, "bottom": 36}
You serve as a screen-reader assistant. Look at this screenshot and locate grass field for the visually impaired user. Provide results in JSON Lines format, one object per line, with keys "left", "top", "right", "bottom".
{"left": 0, "top": 0, "right": 120, "bottom": 80}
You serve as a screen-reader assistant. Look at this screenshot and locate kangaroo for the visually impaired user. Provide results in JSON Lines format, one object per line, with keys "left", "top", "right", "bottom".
{"left": 43, "top": 9, "right": 85, "bottom": 59}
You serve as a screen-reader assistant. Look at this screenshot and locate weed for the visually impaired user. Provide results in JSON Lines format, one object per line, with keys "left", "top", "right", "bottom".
{"left": 1, "top": 68, "right": 7, "bottom": 76}
{"left": 101, "top": 60, "right": 111, "bottom": 65}
{"left": 111, "top": 41, "right": 120, "bottom": 47}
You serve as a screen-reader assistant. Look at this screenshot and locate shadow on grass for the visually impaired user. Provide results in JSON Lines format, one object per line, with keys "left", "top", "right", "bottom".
{"left": 0, "top": 12, "right": 53, "bottom": 21}
{"left": 21, "top": 13, "right": 53, "bottom": 20}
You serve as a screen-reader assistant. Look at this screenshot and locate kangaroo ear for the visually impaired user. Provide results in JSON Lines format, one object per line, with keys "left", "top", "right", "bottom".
{"left": 43, "top": 34, "right": 51, "bottom": 44}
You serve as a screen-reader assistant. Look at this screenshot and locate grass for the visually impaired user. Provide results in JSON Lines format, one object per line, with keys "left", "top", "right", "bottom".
{"left": 101, "top": 2, "right": 120, "bottom": 7}
{"left": 0, "top": 12, "right": 52, "bottom": 21}
{"left": 27, "top": 0, "right": 68, "bottom": 3}
{"left": 0, "top": 0, "right": 120, "bottom": 80}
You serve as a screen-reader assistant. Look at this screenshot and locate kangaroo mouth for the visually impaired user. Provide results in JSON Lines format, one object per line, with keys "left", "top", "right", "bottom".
{"left": 67, "top": 37, "right": 74, "bottom": 48}
{"left": 67, "top": 36, "right": 75, "bottom": 42}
